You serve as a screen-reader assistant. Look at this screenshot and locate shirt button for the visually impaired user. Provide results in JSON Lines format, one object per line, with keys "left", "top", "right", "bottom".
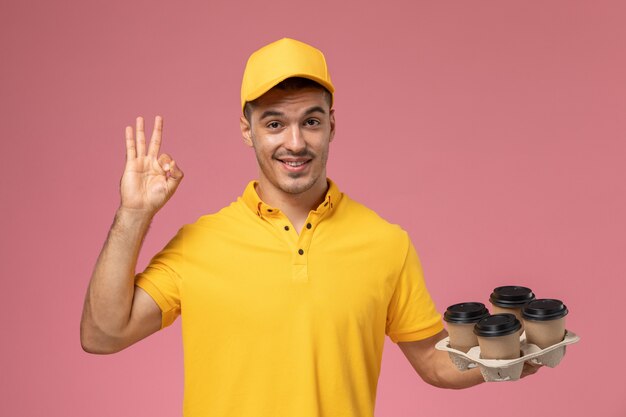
{"left": 284, "top": 226, "right": 290, "bottom": 231}
{"left": 298, "top": 249, "right": 304, "bottom": 255}
{"left": 306, "top": 223, "right": 312, "bottom": 229}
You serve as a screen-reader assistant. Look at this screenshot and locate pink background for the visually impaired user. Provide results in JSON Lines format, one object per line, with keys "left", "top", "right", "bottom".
{"left": 1, "top": 0, "right": 625, "bottom": 416}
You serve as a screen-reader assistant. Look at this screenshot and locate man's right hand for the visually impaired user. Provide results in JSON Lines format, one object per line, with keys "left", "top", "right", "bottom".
{"left": 81, "top": 115, "right": 180, "bottom": 354}
{"left": 121, "top": 115, "right": 183, "bottom": 216}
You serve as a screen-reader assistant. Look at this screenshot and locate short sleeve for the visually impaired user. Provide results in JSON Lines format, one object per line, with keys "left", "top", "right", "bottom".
{"left": 135, "top": 228, "right": 185, "bottom": 329}
{"left": 386, "top": 238, "right": 444, "bottom": 343}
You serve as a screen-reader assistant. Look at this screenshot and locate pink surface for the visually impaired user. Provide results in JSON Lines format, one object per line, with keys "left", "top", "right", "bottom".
{"left": 1, "top": 1, "right": 625, "bottom": 416}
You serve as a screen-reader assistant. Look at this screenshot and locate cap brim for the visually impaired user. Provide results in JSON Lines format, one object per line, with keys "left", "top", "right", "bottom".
{"left": 242, "top": 74, "right": 335, "bottom": 112}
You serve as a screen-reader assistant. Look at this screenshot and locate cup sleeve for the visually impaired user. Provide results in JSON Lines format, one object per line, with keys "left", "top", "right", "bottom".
{"left": 135, "top": 228, "right": 185, "bottom": 329}
{"left": 386, "top": 237, "right": 444, "bottom": 343}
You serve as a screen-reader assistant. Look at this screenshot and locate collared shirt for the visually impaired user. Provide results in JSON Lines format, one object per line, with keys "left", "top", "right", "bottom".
{"left": 135, "top": 179, "right": 443, "bottom": 417}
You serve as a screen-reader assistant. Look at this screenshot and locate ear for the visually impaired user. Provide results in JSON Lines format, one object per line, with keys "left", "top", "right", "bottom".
{"left": 329, "top": 109, "right": 336, "bottom": 142}
{"left": 240, "top": 116, "right": 253, "bottom": 147}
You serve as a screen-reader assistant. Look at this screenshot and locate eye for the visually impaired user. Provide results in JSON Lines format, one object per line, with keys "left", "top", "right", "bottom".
{"left": 266, "top": 121, "right": 282, "bottom": 129}
{"left": 304, "top": 119, "right": 321, "bottom": 127}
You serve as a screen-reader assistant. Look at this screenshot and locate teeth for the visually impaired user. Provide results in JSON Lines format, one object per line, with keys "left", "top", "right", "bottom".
{"left": 285, "top": 161, "right": 305, "bottom": 167}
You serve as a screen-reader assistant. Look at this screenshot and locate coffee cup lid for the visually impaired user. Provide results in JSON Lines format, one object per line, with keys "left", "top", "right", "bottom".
{"left": 474, "top": 313, "right": 521, "bottom": 337}
{"left": 489, "top": 285, "right": 535, "bottom": 307}
{"left": 444, "top": 302, "right": 490, "bottom": 324}
{"left": 522, "top": 299, "right": 568, "bottom": 321}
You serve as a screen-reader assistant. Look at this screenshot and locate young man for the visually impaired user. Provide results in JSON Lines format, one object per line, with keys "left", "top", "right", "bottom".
{"left": 80, "top": 38, "right": 536, "bottom": 417}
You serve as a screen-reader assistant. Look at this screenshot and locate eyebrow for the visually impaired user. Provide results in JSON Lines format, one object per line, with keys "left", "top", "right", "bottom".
{"left": 303, "top": 106, "right": 327, "bottom": 117}
{"left": 259, "top": 106, "right": 327, "bottom": 121}
{"left": 259, "top": 110, "right": 284, "bottom": 120}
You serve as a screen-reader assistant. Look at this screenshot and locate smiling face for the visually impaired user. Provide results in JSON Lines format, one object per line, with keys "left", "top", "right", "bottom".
{"left": 240, "top": 84, "right": 335, "bottom": 205}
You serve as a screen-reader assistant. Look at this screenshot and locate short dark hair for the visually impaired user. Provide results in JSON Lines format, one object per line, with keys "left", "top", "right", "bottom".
{"left": 243, "top": 77, "right": 332, "bottom": 122}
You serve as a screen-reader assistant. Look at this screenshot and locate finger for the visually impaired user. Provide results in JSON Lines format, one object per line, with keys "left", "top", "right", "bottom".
{"left": 148, "top": 115, "right": 163, "bottom": 158}
{"left": 167, "top": 160, "right": 184, "bottom": 184}
{"left": 125, "top": 126, "right": 136, "bottom": 161}
{"left": 136, "top": 116, "right": 146, "bottom": 156}
{"left": 521, "top": 362, "right": 542, "bottom": 378}
{"left": 157, "top": 153, "right": 173, "bottom": 172}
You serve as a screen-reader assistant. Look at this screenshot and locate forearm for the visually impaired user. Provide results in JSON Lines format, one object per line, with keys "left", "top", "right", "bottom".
{"left": 81, "top": 208, "right": 153, "bottom": 341}
{"left": 427, "top": 350, "right": 484, "bottom": 389}
{"left": 398, "top": 330, "right": 485, "bottom": 389}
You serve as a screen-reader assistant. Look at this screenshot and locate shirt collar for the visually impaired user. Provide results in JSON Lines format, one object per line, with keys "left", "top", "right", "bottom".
{"left": 240, "top": 178, "right": 342, "bottom": 219}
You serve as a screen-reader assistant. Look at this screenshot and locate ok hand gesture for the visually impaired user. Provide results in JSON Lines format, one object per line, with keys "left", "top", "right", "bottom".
{"left": 120, "top": 116, "right": 183, "bottom": 216}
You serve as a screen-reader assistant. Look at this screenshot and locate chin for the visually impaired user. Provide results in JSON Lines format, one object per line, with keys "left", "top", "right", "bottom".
{"left": 279, "top": 177, "right": 318, "bottom": 195}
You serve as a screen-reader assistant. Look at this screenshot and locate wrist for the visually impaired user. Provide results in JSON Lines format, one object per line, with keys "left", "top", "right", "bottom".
{"left": 115, "top": 206, "right": 155, "bottom": 228}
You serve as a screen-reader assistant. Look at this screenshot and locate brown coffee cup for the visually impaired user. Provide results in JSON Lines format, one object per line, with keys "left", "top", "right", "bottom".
{"left": 474, "top": 314, "right": 522, "bottom": 359}
{"left": 522, "top": 299, "right": 568, "bottom": 349}
{"left": 444, "top": 302, "right": 490, "bottom": 352}
{"left": 489, "top": 286, "right": 535, "bottom": 332}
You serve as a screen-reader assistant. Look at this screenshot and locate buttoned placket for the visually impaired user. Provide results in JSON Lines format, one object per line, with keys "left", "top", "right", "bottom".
{"left": 256, "top": 195, "right": 334, "bottom": 283}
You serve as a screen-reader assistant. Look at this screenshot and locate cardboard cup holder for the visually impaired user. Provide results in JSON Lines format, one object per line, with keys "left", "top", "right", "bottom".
{"left": 435, "top": 330, "right": 580, "bottom": 382}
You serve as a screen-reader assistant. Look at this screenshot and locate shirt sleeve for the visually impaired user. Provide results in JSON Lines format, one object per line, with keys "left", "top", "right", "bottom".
{"left": 386, "top": 237, "right": 444, "bottom": 343}
{"left": 134, "top": 227, "right": 185, "bottom": 329}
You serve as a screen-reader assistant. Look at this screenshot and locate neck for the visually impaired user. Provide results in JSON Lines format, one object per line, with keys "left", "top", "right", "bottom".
{"left": 255, "top": 178, "right": 328, "bottom": 233}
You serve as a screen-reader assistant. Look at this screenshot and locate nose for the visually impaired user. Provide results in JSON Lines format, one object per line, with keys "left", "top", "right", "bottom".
{"left": 284, "top": 124, "right": 306, "bottom": 153}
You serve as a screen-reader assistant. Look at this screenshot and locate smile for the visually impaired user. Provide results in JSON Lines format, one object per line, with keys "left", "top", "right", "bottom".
{"left": 277, "top": 158, "right": 311, "bottom": 172}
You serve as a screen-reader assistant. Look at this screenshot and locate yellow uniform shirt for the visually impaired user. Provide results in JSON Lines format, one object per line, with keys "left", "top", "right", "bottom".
{"left": 135, "top": 180, "right": 443, "bottom": 417}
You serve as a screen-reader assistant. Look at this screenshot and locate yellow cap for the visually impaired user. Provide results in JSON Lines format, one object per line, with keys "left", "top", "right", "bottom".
{"left": 241, "top": 38, "right": 335, "bottom": 112}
